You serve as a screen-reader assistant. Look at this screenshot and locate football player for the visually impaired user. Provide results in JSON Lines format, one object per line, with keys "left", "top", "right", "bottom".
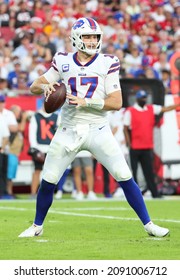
{"left": 19, "top": 17, "right": 169, "bottom": 238}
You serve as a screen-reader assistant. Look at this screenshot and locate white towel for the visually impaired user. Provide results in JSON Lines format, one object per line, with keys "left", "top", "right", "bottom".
{"left": 65, "top": 124, "right": 89, "bottom": 152}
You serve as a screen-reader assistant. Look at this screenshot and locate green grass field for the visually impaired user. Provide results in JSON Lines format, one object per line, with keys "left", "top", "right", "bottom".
{"left": 0, "top": 195, "right": 180, "bottom": 260}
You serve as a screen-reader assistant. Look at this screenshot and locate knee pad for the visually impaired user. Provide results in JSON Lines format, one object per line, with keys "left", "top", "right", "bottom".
{"left": 42, "top": 169, "right": 59, "bottom": 185}
{"left": 112, "top": 163, "right": 132, "bottom": 181}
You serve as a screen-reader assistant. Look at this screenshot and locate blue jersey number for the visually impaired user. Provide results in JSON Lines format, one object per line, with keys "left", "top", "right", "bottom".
{"left": 68, "top": 77, "right": 98, "bottom": 98}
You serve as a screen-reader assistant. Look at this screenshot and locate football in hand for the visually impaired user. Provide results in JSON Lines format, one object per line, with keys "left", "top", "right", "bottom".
{"left": 44, "top": 83, "right": 66, "bottom": 113}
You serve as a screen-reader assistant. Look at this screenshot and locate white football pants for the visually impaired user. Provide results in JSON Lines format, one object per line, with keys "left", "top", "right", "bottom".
{"left": 42, "top": 123, "right": 132, "bottom": 184}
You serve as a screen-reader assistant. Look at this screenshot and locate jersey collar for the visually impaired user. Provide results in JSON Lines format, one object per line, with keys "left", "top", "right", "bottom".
{"left": 73, "top": 52, "right": 99, "bottom": 66}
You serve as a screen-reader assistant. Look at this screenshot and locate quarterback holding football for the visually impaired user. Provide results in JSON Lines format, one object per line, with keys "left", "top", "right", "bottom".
{"left": 19, "top": 17, "right": 169, "bottom": 238}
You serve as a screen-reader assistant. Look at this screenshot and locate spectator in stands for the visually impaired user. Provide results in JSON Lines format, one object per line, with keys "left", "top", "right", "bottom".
{"left": 133, "top": 55, "right": 159, "bottom": 79}
{"left": 123, "top": 90, "right": 180, "bottom": 198}
{"left": 102, "top": 15, "right": 117, "bottom": 41}
{"left": 157, "top": 30, "right": 172, "bottom": 52}
{"left": 7, "top": 60, "right": 30, "bottom": 93}
{"left": 0, "top": 48, "right": 9, "bottom": 79}
{"left": 32, "top": 40, "right": 52, "bottom": 67}
{"left": 92, "top": 0, "right": 109, "bottom": 25}
{"left": 0, "top": 106, "right": 10, "bottom": 199}
{"left": 32, "top": 0, "right": 47, "bottom": 22}
{"left": 43, "top": 15, "right": 62, "bottom": 50}
{"left": 0, "top": 79, "right": 9, "bottom": 96}
{"left": 173, "top": 2, "right": 180, "bottom": 19}
{"left": 121, "top": 11, "right": 132, "bottom": 31}
{"left": 144, "top": 67, "right": 158, "bottom": 79}
{"left": 28, "top": 105, "right": 61, "bottom": 198}
{"left": 161, "top": 69, "right": 171, "bottom": 95}
{"left": 151, "top": 3, "right": 166, "bottom": 23}
{"left": 16, "top": 70, "right": 30, "bottom": 93}
{"left": 153, "top": 51, "right": 170, "bottom": 77}
{"left": 145, "top": 42, "right": 161, "bottom": 66}
{"left": 72, "top": 151, "right": 97, "bottom": 200}
{"left": 34, "top": 32, "right": 57, "bottom": 58}
{"left": 52, "top": 0, "right": 70, "bottom": 16}
{"left": 6, "top": 105, "right": 28, "bottom": 197}
{"left": 114, "top": 49, "right": 126, "bottom": 78}
{"left": 59, "top": 6, "right": 77, "bottom": 32}
{"left": 170, "top": 17, "right": 179, "bottom": 36}
{"left": 0, "top": 43, "right": 13, "bottom": 76}
{"left": 0, "top": 93, "right": 18, "bottom": 199}
{"left": 126, "top": 0, "right": 141, "bottom": 21}
{"left": 0, "top": 2, "right": 14, "bottom": 28}
{"left": 12, "top": 33, "right": 33, "bottom": 64}
{"left": 29, "top": 16, "right": 44, "bottom": 36}
{"left": 73, "top": 0, "right": 94, "bottom": 19}
{"left": 7, "top": 59, "right": 22, "bottom": 89}
{"left": 13, "top": 0, "right": 34, "bottom": 29}
{"left": 124, "top": 45, "right": 142, "bottom": 75}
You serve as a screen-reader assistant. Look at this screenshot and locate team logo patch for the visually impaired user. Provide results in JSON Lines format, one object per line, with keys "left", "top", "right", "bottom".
{"left": 73, "top": 19, "right": 84, "bottom": 30}
{"left": 62, "top": 64, "right": 69, "bottom": 72}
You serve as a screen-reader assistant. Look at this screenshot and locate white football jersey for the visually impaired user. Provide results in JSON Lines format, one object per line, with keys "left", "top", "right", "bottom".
{"left": 44, "top": 52, "right": 121, "bottom": 126}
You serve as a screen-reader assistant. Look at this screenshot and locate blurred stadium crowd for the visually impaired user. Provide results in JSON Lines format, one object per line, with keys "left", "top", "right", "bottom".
{"left": 0, "top": 0, "right": 180, "bottom": 95}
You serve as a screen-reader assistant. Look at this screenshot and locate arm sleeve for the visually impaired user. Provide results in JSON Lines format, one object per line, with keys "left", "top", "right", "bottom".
{"left": 43, "top": 67, "right": 61, "bottom": 83}
{"left": 105, "top": 73, "right": 121, "bottom": 95}
{"left": 103, "top": 55, "right": 121, "bottom": 95}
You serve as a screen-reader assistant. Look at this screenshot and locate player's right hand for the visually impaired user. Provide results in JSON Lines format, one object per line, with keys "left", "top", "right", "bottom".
{"left": 41, "top": 82, "right": 60, "bottom": 101}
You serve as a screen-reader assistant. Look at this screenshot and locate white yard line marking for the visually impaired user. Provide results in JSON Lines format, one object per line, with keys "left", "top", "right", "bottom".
{"left": 0, "top": 206, "right": 27, "bottom": 211}
{"left": 50, "top": 210, "right": 138, "bottom": 221}
{"left": 35, "top": 240, "right": 48, "bottom": 243}
{"left": 0, "top": 206, "right": 130, "bottom": 211}
{"left": 1, "top": 206, "right": 180, "bottom": 224}
{"left": 52, "top": 207, "right": 130, "bottom": 211}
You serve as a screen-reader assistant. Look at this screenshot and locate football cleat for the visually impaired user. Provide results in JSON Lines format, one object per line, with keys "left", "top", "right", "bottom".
{"left": 18, "top": 224, "right": 43, "bottom": 238}
{"left": 144, "top": 221, "right": 169, "bottom": 237}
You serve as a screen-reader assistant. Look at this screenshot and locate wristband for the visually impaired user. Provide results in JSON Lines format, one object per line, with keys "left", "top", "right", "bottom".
{"left": 85, "top": 98, "right": 104, "bottom": 110}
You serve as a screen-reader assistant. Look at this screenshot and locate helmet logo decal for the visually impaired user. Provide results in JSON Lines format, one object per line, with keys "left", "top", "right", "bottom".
{"left": 86, "top": 18, "right": 97, "bottom": 30}
{"left": 73, "top": 19, "right": 84, "bottom": 30}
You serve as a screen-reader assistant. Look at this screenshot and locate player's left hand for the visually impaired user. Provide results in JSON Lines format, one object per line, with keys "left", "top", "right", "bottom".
{"left": 66, "top": 94, "right": 86, "bottom": 107}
